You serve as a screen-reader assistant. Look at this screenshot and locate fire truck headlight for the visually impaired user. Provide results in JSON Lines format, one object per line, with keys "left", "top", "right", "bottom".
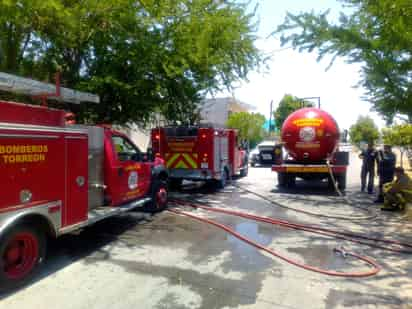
{"left": 20, "top": 189, "right": 32, "bottom": 203}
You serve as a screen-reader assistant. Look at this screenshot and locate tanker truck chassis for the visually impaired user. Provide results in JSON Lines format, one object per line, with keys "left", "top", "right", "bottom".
{"left": 272, "top": 149, "right": 349, "bottom": 190}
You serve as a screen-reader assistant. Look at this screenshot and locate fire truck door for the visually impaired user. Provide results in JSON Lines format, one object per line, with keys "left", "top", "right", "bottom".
{"left": 110, "top": 135, "right": 150, "bottom": 206}
{"left": 214, "top": 135, "right": 228, "bottom": 175}
{"left": 214, "top": 136, "right": 221, "bottom": 173}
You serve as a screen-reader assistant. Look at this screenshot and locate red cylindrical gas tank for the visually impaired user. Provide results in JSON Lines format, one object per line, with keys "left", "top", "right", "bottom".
{"left": 281, "top": 108, "right": 340, "bottom": 162}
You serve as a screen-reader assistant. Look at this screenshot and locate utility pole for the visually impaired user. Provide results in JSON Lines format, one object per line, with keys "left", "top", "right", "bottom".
{"left": 269, "top": 100, "right": 273, "bottom": 132}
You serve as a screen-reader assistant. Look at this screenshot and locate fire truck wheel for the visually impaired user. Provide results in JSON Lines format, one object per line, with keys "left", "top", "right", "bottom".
{"left": 169, "top": 179, "right": 182, "bottom": 191}
{"left": 0, "top": 224, "right": 46, "bottom": 291}
{"left": 146, "top": 180, "right": 168, "bottom": 213}
{"left": 215, "top": 169, "right": 228, "bottom": 189}
{"left": 240, "top": 165, "right": 248, "bottom": 177}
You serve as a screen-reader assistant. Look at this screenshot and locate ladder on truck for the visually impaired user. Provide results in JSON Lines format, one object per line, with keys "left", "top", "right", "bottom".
{"left": 0, "top": 72, "right": 99, "bottom": 104}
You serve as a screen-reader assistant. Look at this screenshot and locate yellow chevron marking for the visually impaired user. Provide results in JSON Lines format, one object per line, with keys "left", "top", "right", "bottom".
{"left": 175, "top": 160, "right": 189, "bottom": 169}
{"left": 182, "top": 153, "right": 198, "bottom": 168}
{"left": 166, "top": 153, "right": 180, "bottom": 168}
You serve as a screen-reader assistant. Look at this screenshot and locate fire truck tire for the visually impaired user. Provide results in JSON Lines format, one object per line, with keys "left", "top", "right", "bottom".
{"left": 215, "top": 169, "right": 228, "bottom": 189}
{"left": 240, "top": 166, "right": 248, "bottom": 177}
{"left": 0, "top": 224, "right": 46, "bottom": 291}
{"left": 146, "top": 180, "right": 168, "bottom": 213}
{"left": 169, "top": 179, "right": 182, "bottom": 190}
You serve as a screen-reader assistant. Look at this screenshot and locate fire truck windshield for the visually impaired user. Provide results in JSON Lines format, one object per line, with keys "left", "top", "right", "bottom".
{"left": 164, "top": 127, "right": 198, "bottom": 137}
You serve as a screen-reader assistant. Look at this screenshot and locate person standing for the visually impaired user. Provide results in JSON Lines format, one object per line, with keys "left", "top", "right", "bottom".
{"left": 375, "top": 145, "right": 396, "bottom": 203}
{"left": 359, "top": 143, "right": 377, "bottom": 194}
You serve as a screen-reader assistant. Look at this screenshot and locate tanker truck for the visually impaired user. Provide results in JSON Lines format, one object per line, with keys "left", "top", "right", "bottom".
{"left": 272, "top": 107, "right": 349, "bottom": 190}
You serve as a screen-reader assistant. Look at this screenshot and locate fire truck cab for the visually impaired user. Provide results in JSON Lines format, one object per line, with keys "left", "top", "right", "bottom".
{"left": 0, "top": 73, "right": 168, "bottom": 289}
{"left": 151, "top": 126, "right": 248, "bottom": 188}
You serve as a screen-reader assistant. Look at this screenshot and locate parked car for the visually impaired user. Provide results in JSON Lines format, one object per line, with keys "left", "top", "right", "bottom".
{"left": 249, "top": 141, "right": 276, "bottom": 167}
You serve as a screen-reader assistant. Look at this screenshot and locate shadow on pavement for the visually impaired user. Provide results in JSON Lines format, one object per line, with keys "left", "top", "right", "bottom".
{"left": 0, "top": 213, "right": 150, "bottom": 300}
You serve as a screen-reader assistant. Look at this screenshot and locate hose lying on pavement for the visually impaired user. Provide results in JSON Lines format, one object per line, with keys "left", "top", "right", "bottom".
{"left": 234, "top": 184, "right": 377, "bottom": 221}
{"left": 168, "top": 199, "right": 382, "bottom": 277}
{"left": 169, "top": 199, "right": 412, "bottom": 277}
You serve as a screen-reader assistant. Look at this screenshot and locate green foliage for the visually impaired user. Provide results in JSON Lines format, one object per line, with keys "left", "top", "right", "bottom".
{"left": 382, "top": 125, "right": 411, "bottom": 147}
{"left": 276, "top": 0, "right": 412, "bottom": 123}
{"left": 226, "top": 112, "right": 265, "bottom": 147}
{"left": 349, "top": 116, "right": 380, "bottom": 147}
{"left": 0, "top": 0, "right": 261, "bottom": 125}
{"left": 382, "top": 124, "right": 412, "bottom": 167}
{"left": 273, "top": 94, "right": 313, "bottom": 131}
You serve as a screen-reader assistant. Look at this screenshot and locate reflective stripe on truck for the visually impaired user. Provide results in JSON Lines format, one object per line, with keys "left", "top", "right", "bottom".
{"left": 165, "top": 153, "right": 198, "bottom": 169}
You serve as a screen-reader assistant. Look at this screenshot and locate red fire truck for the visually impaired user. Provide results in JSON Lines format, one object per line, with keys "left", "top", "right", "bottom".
{"left": 151, "top": 126, "right": 248, "bottom": 188}
{"left": 0, "top": 73, "right": 168, "bottom": 289}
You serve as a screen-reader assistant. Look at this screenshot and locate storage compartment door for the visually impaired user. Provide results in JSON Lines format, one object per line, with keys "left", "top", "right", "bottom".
{"left": 64, "top": 136, "right": 88, "bottom": 227}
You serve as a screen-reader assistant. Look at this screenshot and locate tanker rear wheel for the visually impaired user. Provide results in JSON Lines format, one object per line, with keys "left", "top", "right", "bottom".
{"left": 327, "top": 173, "right": 346, "bottom": 192}
{"left": 277, "top": 173, "right": 286, "bottom": 187}
{"left": 336, "top": 173, "right": 347, "bottom": 191}
{"left": 286, "top": 175, "right": 296, "bottom": 187}
{"left": 278, "top": 173, "right": 295, "bottom": 188}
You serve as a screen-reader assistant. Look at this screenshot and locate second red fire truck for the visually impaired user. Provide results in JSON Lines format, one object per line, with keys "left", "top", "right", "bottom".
{"left": 0, "top": 73, "right": 168, "bottom": 290}
{"left": 151, "top": 126, "right": 249, "bottom": 188}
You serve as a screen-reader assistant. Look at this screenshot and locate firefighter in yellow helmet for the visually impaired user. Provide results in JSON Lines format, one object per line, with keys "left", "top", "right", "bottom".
{"left": 381, "top": 167, "right": 412, "bottom": 211}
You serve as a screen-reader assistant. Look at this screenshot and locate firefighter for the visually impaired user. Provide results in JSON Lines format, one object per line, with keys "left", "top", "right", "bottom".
{"left": 359, "top": 143, "right": 378, "bottom": 194}
{"left": 374, "top": 145, "right": 396, "bottom": 203}
{"left": 381, "top": 167, "right": 412, "bottom": 211}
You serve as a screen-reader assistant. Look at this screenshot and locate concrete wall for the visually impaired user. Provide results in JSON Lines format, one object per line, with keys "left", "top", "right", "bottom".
{"left": 199, "top": 97, "right": 255, "bottom": 127}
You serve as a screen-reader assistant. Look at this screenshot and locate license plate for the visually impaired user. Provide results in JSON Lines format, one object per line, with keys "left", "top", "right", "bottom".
{"left": 262, "top": 154, "right": 272, "bottom": 160}
{"left": 201, "top": 162, "right": 209, "bottom": 169}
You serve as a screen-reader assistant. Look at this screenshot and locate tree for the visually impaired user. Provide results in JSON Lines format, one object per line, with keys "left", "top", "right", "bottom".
{"left": 273, "top": 94, "right": 313, "bottom": 131}
{"left": 382, "top": 124, "right": 412, "bottom": 167}
{"left": 226, "top": 112, "right": 265, "bottom": 148}
{"left": 0, "top": 0, "right": 261, "bottom": 125}
{"left": 276, "top": 1, "right": 412, "bottom": 123}
{"left": 349, "top": 116, "right": 380, "bottom": 147}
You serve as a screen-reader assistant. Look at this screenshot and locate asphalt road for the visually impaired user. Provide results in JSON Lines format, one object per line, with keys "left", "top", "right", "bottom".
{"left": 2, "top": 153, "right": 412, "bottom": 308}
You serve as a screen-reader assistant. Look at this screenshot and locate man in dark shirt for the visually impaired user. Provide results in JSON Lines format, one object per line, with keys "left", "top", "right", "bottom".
{"left": 359, "top": 143, "right": 377, "bottom": 193}
{"left": 375, "top": 145, "right": 396, "bottom": 203}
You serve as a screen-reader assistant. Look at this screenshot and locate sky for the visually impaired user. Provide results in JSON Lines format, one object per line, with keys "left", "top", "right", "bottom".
{"left": 217, "top": 0, "right": 386, "bottom": 130}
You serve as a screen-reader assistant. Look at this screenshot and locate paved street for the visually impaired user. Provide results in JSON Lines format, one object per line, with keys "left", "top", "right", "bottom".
{"left": 2, "top": 153, "right": 412, "bottom": 309}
